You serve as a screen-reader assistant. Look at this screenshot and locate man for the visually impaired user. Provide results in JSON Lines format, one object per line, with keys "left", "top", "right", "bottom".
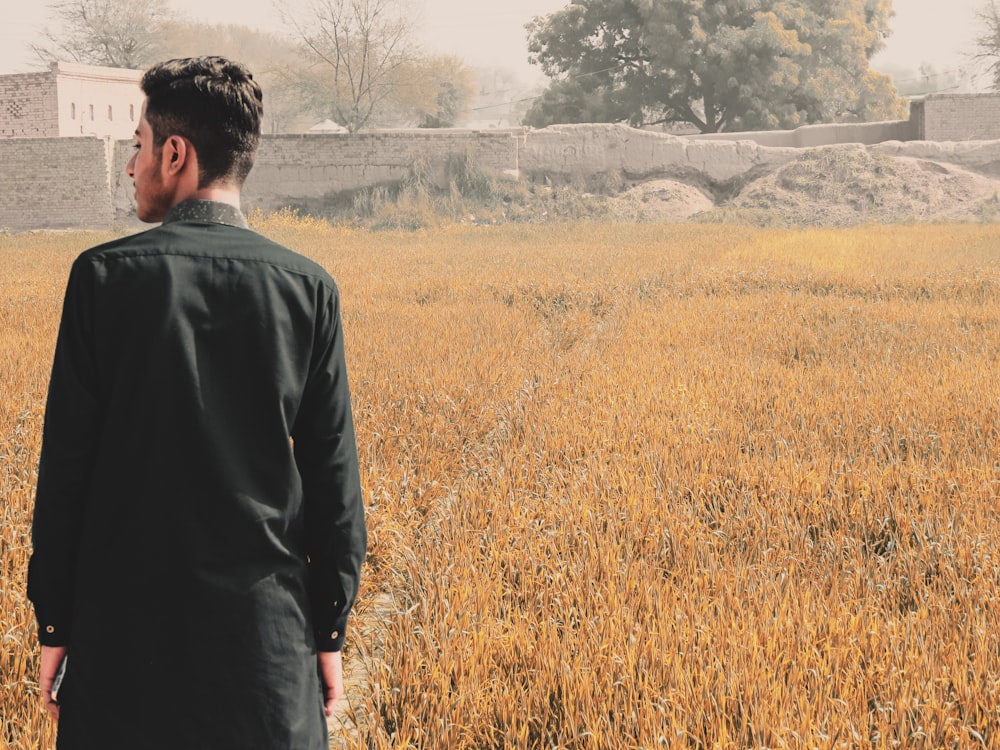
{"left": 28, "top": 56, "right": 366, "bottom": 750}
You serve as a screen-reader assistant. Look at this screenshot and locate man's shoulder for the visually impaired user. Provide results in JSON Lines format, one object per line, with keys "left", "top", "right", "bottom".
{"left": 74, "top": 224, "right": 336, "bottom": 288}
{"left": 75, "top": 227, "right": 158, "bottom": 262}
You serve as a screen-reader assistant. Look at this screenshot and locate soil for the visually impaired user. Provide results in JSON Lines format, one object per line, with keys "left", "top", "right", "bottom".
{"left": 608, "top": 179, "right": 716, "bottom": 221}
{"left": 606, "top": 145, "right": 1000, "bottom": 226}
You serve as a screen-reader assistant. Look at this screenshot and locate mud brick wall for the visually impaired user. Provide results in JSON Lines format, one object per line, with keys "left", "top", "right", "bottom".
{"left": 5, "top": 94, "right": 1000, "bottom": 231}
{"left": 922, "top": 94, "right": 1000, "bottom": 142}
{"left": 0, "top": 137, "right": 113, "bottom": 231}
{"left": 239, "top": 129, "right": 524, "bottom": 213}
{"left": 0, "top": 72, "right": 58, "bottom": 138}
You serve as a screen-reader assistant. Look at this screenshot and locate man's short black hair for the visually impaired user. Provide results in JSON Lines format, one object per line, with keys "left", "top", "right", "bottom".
{"left": 141, "top": 56, "right": 263, "bottom": 188}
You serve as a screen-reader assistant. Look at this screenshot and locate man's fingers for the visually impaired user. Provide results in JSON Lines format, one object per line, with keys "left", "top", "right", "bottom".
{"left": 44, "top": 696, "right": 60, "bottom": 722}
{"left": 323, "top": 679, "right": 343, "bottom": 717}
{"left": 39, "top": 645, "right": 67, "bottom": 724}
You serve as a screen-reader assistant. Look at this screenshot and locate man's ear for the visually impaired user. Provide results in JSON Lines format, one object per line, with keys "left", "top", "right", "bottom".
{"left": 161, "top": 135, "right": 191, "bottom": 177}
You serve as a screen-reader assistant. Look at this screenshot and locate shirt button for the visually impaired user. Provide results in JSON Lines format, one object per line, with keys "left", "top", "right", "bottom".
{"left": 330, "top": 630, "right": 339, "bottom": 640}
{"left": 45, "top": 625, "right": 55, "bottom": 634}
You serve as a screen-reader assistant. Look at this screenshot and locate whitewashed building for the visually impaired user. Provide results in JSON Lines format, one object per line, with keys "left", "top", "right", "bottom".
{"left": 0, "top": 61, "right": 143, "bottom": 139}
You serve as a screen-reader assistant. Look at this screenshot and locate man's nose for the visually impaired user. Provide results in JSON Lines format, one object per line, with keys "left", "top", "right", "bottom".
{"left": 125, "top": 153, "right": 136, "bottom": 177}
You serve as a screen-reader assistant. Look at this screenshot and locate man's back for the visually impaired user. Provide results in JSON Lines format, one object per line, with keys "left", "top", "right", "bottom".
{"left": 30, "top": 205, "right": 365, "bottom": 749}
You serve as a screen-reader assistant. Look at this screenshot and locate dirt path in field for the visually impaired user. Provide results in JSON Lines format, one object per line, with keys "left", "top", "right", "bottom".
{"left": 606, "top": 145, "right": 1000, "bottom": 226}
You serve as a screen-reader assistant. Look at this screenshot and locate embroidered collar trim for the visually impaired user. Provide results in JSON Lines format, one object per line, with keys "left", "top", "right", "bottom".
{"left": 162, "top": 199, "right": 248, "bottom": 229}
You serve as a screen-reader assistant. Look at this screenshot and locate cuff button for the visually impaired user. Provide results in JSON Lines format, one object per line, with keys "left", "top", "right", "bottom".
{"left": 330, "top": 630, "right": 339, "bottom": 640}
{"left": 45, "top": 625, "right": 55, "bottom": 634}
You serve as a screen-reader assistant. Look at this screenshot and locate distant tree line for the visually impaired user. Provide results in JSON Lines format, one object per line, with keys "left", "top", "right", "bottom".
{"left": 33, "top": 0, "right": 476, "bottom": 133}
{"left": 38, "top": 0, "right": 1000, "bottom": 136}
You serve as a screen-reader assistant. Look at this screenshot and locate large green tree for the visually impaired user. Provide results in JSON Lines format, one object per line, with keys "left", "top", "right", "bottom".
{"left": 524, "top": 0, "right": 905, "bottom": 132}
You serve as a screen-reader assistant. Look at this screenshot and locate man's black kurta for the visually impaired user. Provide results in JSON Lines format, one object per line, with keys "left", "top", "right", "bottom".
{"left": 28, "top": 200, "right": 366, "bottom": 750}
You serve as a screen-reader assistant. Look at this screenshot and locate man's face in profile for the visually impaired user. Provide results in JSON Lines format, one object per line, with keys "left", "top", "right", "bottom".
{"left": 125, "top": 101, "right": 173, "bottom": 223}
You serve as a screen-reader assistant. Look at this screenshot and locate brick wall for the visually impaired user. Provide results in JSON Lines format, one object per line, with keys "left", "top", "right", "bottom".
{"left": 686, "top": 119, "right": 916, "bottom": 147}
{"left": 922, "top": 94, "right": 1000, "bottom": 142}
{"left": 107, "top": 130, "right": 524, "bottom": 223}
{"left": 0, "top": 63, "right": 143, "bottom": 141}
{"left": 0, "top": 137, "right": 112, "bottom": 231}
{"left": 6, "top": 95, "right": 1000, "bottom": 231}
{"left": 0, "top": 71, "right": 58, "bottom": 138}
{"left": 240, "top": 129, "right": 524, "bottom": 212}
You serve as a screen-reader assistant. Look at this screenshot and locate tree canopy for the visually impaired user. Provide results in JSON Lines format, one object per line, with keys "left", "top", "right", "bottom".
{"left": 393, "top": 55, "right": 478, "bottom": 128}
{"left": 34, "top": 0, "right": 168, "bottom": 69}
{"left": 524, "top": 0, "right": 906, "bottom": 132}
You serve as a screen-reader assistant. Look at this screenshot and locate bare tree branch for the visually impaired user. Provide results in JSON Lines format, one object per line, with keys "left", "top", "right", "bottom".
{"left": 33, "top": 0, "right": 168, "bottom": 69}
{"left": 974, "top": 0, "right": 1000, "bottom": 90}
{"left": 279, "top": 0, "right": 417, "bottom": 131}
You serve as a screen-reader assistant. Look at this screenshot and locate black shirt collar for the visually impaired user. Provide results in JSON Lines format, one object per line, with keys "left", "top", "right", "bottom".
{"left": 162, "top": 199, "right": 249, "bottom": 229}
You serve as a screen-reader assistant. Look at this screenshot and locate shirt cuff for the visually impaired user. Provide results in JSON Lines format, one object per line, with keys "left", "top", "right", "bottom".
{"left": 315, "top": 615, "right": 349, "bottom": 652}
{"left": 37, "top": 620, "right": 70, "bottom": 647}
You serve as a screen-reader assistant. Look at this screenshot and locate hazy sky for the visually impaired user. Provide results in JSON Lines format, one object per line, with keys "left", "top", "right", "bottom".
{"left": 0, "top": 0, "right": 988, "bottom": 87}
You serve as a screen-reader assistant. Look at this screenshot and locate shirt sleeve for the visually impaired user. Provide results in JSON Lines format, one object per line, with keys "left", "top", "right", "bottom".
{"left": 292, "top": 281, "right": 366, "bottom": 652}
{"left": 27, "top": 257, "right": 102, "bottom": 647}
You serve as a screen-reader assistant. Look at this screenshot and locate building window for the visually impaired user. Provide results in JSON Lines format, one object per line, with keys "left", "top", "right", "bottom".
{"left": 7, "top": 100, "right": 25, "bottom": 118}
{"left": 71, "top": 103, "right": 76, "bottom": 119}
{"left": 108, "top": 105, "right": 113, "bottom": 121}
{"left": 130, "top": 104, "right": 135, "bottom": 121}
{"left": 89, "top": 104, "right": 94, "bottom": 120}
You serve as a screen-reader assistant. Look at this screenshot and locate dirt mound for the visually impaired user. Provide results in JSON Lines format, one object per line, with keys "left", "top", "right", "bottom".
{"left": 729, "top": 146, "right": 1000, "bottom": 226}
{"left": 607, "top": 179, "right": 715, "bottom": 221}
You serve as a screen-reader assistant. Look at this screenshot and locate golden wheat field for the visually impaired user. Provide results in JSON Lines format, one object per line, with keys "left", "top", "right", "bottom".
{"left": 3, "top": 218, "right": 1000, "bottom": 749}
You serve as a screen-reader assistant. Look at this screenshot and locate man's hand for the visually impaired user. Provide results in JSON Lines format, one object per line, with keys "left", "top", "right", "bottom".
{"left": 318, "top": 650, "right": 345, "bottom": 717}
{"left": 40, "top": 645, "right": 68, "bottom": 722}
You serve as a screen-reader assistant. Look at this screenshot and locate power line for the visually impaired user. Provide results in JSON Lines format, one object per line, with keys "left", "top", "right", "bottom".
{"left": 903, "top": 83, "right": 966, "bottom": 96}
{"left": 890, "top": 67, "right": 966, "bottom": 84}
{"left": 469, "top": 95, "right": 539, "bottom": 113}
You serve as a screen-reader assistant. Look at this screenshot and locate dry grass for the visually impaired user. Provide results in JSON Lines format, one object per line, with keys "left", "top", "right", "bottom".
{"left": 1, "top": 231, "right": 116, "bottom": 750}
{"left": 3, "top": 221, "right": 1000, "bottom": 749}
